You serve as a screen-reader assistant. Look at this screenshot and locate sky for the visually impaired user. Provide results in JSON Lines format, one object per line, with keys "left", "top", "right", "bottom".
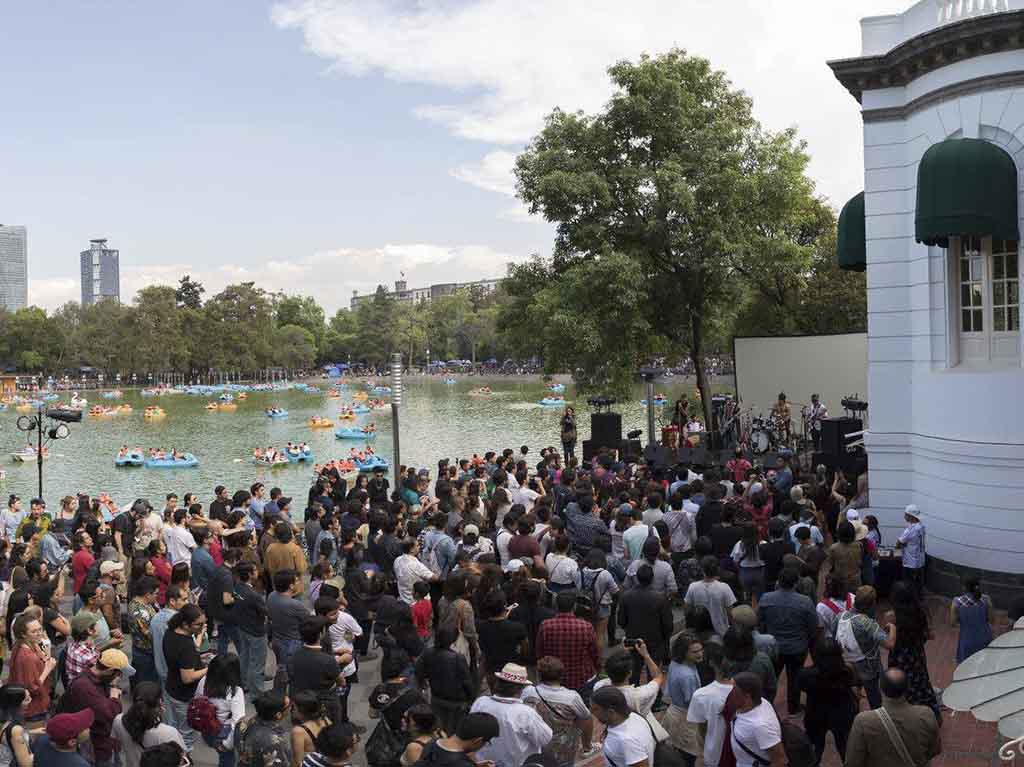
{"left": 0, "top": 0, "right": 912, "bottom": 315}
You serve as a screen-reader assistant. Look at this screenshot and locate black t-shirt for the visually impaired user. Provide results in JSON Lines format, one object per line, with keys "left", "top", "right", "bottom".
{"left": 112, "top": 513, "right": 136, "bottom": 554}
{"left": 163, "top": 630, "right": 204, "bottom": 702}
{"left": 288, "top": 646, "right": 341, "bottom": 700}
{"left": 696, "top": 501, "right": 723, "bottom": 539}
{"left": 759, "top": 540, "right": 790, "bottom": 585}
{"left": 209, "top": 500, "right": 229, "bottom": 523}
{"left": 709, "top": 523, "right": 743, "bottom": 558}
{"left": 43, "top": 607, "right": 65, "bottom": 646}
{"left": 476, "top": 619, "right": 527, "bottom": 671}
{"left": 368, "top": 478, "right": 390, "bottom": 504}
{"left": 416, "top": 741, "right": 476, "bottom": 767}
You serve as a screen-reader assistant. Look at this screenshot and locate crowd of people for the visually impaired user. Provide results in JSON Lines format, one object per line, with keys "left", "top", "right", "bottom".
{"left": 0, "top": 441, "right": 992, "bottom": 767}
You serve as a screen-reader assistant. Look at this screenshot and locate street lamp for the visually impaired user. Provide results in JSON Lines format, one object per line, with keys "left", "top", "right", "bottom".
{"left": 17, "top": 406, "right": 78, "bottom": 498}
{"left": 390, "top": 352, "right": 402, "bottom": 488}
{"left": 639, "top": 367, "right": 665, "bottom": 448}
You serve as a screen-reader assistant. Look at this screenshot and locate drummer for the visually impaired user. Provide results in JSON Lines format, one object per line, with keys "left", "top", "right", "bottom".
{"left": 771, "top": 391, "right": 792, "bottom": 446}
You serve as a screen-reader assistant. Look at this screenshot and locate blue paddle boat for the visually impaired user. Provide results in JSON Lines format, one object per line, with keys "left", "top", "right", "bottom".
{"left": 115, "top": 450, "right": 145, "bottom": 467}
{"left": 335, "top": 428, "right": 376, "bottom": 440}
{"left": 145, "top": 453, "right": 199, "bottom": 469}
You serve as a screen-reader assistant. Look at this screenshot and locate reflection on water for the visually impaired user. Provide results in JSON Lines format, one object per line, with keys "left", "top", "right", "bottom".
{"left": 2, "top": 377, "right": 727, "bottom": 504}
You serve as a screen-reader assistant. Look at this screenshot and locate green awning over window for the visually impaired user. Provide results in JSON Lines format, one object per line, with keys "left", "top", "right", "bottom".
{"left": 837, "top": 191, "right": 866, "bottom": 272}
{"left": 915, "top": 138, "right": 1019, "bottom": 248}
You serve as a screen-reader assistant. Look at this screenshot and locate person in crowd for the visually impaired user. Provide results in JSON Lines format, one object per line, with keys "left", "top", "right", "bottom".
{"left": 235, "top": 692, "right": 293, "bottom": 767}
{"left": 618, "top": 564, "right": 674, "bottom": 680}
{"left": 756, "top": 568, "right": 817, "bottom": 716}
{"left": 686, "top": 641, "right": 734, "bottom": 767}
{"left": 663, "top": 492, "right": 697, "bottom": 571}
{"left": 288, "top": 617, "right": 344, "bottom": 725}
{"left": 268, "top": 570, "right": 311, "bottom": 692}
{"left": 888, "top": 581, "right": 941, "bottom": 722}
{"left": 394, "top": 538, "right": 437, "bottom": 605}
{"left": 534, "top": 591, "right": 599, "bottom": 696}
{"left": 836, "top": 585, "right": 896, "bottom": 710}
{"left": 520, "top": 656, "right": 597, "bottom": 765}
{"left": 731, "top": 523, "right": 766, "bottom": 607}
{"left": 663, "top": 632, "right": 703, "bottom": 767}
{"left": 289, "top": 691, "right": 330, "bottom": 767}
{"left": 399, "top": 705, "right": 440, "bottom": 767}
{"left": 729, "top": 672, "right": 784, "bottom": 767}
{"left": 591, "top": 686, "right": 656, "bottom": 767}
{"left": 206, "top": 547, "right": 242, "bottom": 655}
{"left": 0, "top": 685, "right": 33, "bottom": 767}
{"left": 476, "top": 589, "right": 527, "bottom": 693}
{"left": 415, "top": 623, "right": 477, "bottom": 735}
{"left": 127, "top": 575, "right": 161, "bottom": 686}
{"left": 469, "top": 662, "right": 552, "bottom": 767}
{"left": 594, "top": 640, "right": 664, "bottom": 717}
{"left": 33, "top": 710, "right": 95, "bottom": 767}
{"left": 151, "top": 584, "right": 189, "bottom": 691}
{"left": 302, "top": 721, "right": 357, "bottom": 767}
{"left": 162, "top": 604, "right": 207, "bottom": 748}
{"left": 823, "top": 521, "right": 863, "bottom": 594}
{"left": 951, "top": 575, "right": 994, "bottom": 663}
{"left": 436, "top": 572, "right": 479, "bottom": 672}
{"left": 817, "top": 575, "right": 855, "bottom": 638}
{"left": 684, "top": 556, "right": 736, "bottom": 638}
{"left": 8, "top": 614, "right": 55, "bottom": 722}
{"left": 844, "top": 669, "right": 942, "bottom": 767}
{"left": 232, "top": 561, "right": 269, "bottom": 695}
{"left": 896, "top": 505, "right": 927, "bottom": 595}
{"left": 544, "top": 534, "right": 581, "bottom": 593}
{"left": 63, "top": 648, "right": 131, "bottom": 767}
{"left": 625, "top": 537, "right": 678, "bottom": 596}
{"left": 196, "top": 653, "right": 247, "bottom": 767}
{"left": 730, "top": 604, "right": 777, "bottom": 663}
{"left": 112, "top": 681, "right": 186, "bottom": 767}
{"left": 162, "top": 509, "right": 196, "bottom": 567}
{"left": 798, "top": 637, "right": 860, "bottom": 764}
{"left": 410, "top": 712, "right": 499, "bottom": 767}
{"left": 265, "top": 523, "right": 308, "bottom": 596}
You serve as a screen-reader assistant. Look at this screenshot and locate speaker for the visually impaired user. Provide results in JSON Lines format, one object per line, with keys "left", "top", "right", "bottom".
{"left": 582, "top": 440, "right": 598, "bottom": 462}
{"left": 621, "top": 439, "right": 642, "bottom": 463}
{"left": 820, "top": 417, "right": 862, "bottom": 456}
{"left": 642, "top": 444, "right": 672, "bottom": 467}
{"left": 590, "top": 412, "right": 623, "bottom": 448}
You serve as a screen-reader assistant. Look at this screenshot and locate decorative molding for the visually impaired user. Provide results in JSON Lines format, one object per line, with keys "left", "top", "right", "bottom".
{"left": 862, "top": 70, "right": 1024, "bottom": 122}
{"left": 829, "top": 10, "right": 1024, "bottom": 103}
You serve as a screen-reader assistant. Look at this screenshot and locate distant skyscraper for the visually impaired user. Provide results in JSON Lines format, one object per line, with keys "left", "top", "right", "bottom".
{"left": 80, "top": 238, "right": 120, "bottom": 306}
{"left": 0, "top": 226, "right": 28, "bottom": 312}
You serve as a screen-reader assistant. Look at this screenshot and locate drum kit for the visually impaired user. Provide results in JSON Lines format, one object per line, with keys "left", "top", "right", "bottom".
{"left": 748, "top": 413, "right": 789, "bottom": 455}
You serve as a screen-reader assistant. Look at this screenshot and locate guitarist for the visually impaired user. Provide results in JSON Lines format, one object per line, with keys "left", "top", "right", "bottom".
{"left": 806, "top": 394, "right": 828, "bottom": 451}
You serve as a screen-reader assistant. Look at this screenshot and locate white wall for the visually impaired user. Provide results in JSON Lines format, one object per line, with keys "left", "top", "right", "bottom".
{"left": 733, "top": 334, "right": 868, "bottom": 423}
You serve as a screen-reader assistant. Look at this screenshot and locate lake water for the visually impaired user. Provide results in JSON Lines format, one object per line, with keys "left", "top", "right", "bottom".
{"left": 2, "top": 376, "right": 729, "bottom": 505}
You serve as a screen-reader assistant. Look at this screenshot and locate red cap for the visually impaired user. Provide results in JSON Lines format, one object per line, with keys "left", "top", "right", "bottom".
{"left": 46, "top": 709, "right": 94, "bottom": 742}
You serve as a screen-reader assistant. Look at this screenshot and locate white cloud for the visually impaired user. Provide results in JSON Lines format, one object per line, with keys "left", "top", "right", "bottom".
{"left": 29, "top": 243, "right": 521, "bottom": 315}
{"left": 272, "top": 0, "right": 908, "bottom": 209}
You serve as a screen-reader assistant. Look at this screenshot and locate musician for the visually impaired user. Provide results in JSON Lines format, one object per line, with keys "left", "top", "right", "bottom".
{"left": 806, "top": 393, "right": 828, "bottom": 451}
{"left": 771, "top": 392, "right": 792, "bottom": 446}
{"left": 670, "top": 396, "right": 688, "bottom": 427}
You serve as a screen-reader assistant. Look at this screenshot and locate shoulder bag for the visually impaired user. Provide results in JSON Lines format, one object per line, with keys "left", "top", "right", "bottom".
{"left": 876, "top": 707, "right": 919, "bottom": 767}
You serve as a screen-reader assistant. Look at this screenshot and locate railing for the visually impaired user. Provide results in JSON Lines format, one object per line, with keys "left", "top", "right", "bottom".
{"left": 937, "top": 0, "right": 1011, "bottom": 25}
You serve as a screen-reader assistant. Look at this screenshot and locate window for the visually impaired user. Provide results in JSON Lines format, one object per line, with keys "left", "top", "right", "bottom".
{"left": 92, "top": 254, "right": 100, "bottom": 267}
{"left": 951, "top": 236, "right": 1021, "bottom": 365}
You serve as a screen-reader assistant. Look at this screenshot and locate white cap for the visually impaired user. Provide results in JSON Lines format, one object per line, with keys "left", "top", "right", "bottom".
{"left": 750, "top": 482, "right": 764, "bottom": 495}
{"left": 904, "top": 504, "right": 921, "bottom": 519}
{"left": 845, "top": 509, "right": 860, "bottom": 522}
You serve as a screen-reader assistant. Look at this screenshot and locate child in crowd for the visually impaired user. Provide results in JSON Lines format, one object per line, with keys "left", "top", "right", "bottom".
{"left": 412, "top": 581, "right": 432, "bottom": 639}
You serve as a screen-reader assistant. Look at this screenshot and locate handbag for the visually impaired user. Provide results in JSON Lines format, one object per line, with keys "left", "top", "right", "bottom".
{"left": 876, "top": 708, "right": 920, "bottom": 767}
{"left": 365, "top": 690, "right": 418, "bottom": 767}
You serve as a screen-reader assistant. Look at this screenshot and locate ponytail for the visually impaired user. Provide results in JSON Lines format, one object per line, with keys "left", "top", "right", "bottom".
{"left": 965, "top": 576, "right": 983, "bottom": 601}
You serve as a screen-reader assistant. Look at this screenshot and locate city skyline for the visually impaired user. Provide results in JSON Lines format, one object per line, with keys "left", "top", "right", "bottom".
{"left": 1, "top": 1, "right": 909, "bottom": 315}
{"left": 0, "top": 226, "right": 27, "bottom": 313}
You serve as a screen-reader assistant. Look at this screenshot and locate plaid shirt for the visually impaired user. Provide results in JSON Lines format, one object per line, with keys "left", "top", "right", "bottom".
{"left": 564, "top": 504, "right": 607, "bottom": 551}
{"left": 65, "top": 639, "right": 100, "bottom": 684}
{"left": 535, "top": 613, "right": 598, "bottom": 691}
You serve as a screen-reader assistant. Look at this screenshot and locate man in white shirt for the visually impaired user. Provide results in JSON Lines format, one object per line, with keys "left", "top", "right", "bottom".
{"left": 684, "top": 557, "right": 737, "bottom": 637}
{"left": 327, "top": 602, "right": 362, "bottom": 687}
{"left": 687, "top": 646, "right": 735, "bottom": 767}
{"left": 162, "top": 508, "right": 196, "bottom": 566}
{"left": 470, "top": 663, "right": 552, "bottom": 767}
{"left": 393, "top": 537, "right": 437, "bottom": 604}
{"left": 591, "top": 686, "right": 656, "bottom": 767}
{"left": 730, "top": 672, "right": 784, "bottom": 767}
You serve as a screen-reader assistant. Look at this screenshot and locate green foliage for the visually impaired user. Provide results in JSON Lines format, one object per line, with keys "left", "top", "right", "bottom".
{"left": 275, "top": 295, "right": 326, "bottom": 354}
{"left": 175, "top": 275, "right": 205, "bottom": 310}
{"left": 275, "top": 324, "right": 317, "bottom": 370}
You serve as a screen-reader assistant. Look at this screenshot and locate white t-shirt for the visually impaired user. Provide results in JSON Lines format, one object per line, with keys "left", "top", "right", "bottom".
{"left": 544, "top": 553, "right": 580, "bottom": 587}
{"left": 592, "top": 679, "right": 661, "bottom": 716}
{"left": 195, "top": 676, "right": 247, "bottom": 748}
{"left": 687, "top": 680, "right": 734, "bottom": 767}
{"left": 329, "top": 610, "right": 363, "bottom": 677}
{"left": 496, "top": 529, "right": 514, "bottom": 565}
{"left": 393, "top": 554, "right": 434, "bottom": 604}
{"left": 470, "top": 695, "right": 553, "bottom": 767}
{"left": 520, "top": 684, "right": 590, "bottom": 721}
{"left": 684, "top": 580, "right": 737, "bottom": 638}
{"left": 162, "top": 524, "right": 196, "bottom": 565}
{"left": 731, "top": 699, "right": 781, "bottom": 767}
{"left": 604, "top": 712, "right": 656, "bottom": 767}
{"left": 514, "top": 486, "right": 541, "bottom": 512}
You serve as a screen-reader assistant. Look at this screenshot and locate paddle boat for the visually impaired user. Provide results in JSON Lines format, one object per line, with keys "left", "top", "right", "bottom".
{"left": 444, "top": 378, "right": 457, "bottom": 385}
{"left": 70, "top": 393, "right": 88, "bottom": 409}
{"left": 115, "top": 450, "right": 145, "bottom": 467}
{"left": 335, "top": 427, "right": 376, "bottom": 440}
{"left": 371, "top": 386, "right": 391, "bottom": 394}
{"left": 351, "top": 405, "right": 371, "bottom": 414}
{"left": 337, "top": 410, "right": 357, "bottom": 420}
{"left": 641, "top": 396, "right": 669, "bottom": 406}
{"left": 327, "top": 389, "right": 342, "bottom": 398}
{"left": 352, "top": 391, "right": 369, "bottom": 400}
{"left": 205, "top": 402, "right": 219, "bottom": 411}
{"left": 143, "top": 406, "right": 166, "bottom": 419}
{"left": 354, "top": 455, "right": 389, "bottom": 472}
{"left": 15, "top": 403, "right": 33, "bottom": 413}
{"left": 218, "top": 393, "right": 234, "bottom": 403}
{"left": 335, "top": 459, "right": 356, "bottom": 473}
{"left": 539, "top": 397, "right": 566, "bottom": 406}
{"left": 145, "top": 453, "right": 199, "bottom": 469}
{"left": 253, "top": 451, "right": 290, "bottom": 468}
{"left": 308, "top": 417, "right": 334, "bottom": 428}
{"left": 140, "top": 388, "right": 161, "bottom": 397}
{"left": 41, "top": 393, "right": 60, "bottom": 401}
{"left": 547, "top": 383, "right": 566, "bottom": 393}
{"left": 89, "top": 406, "right": 116, "bottom": 417}
{"left": 236, "top": 392, "right": 247, "bottom": 400}
{"left": 11, "top": 445, "right": 48, "bottom": 462}
{"left": 218, "top": 402, "right": 237, "bottom": 411}
{"left": 102, "top": 390, "right": 123, "bottom": 400}
{"left": 265, "top": 408, "right": 288, "bottom": 418}
{"left": 284, "top": 444, "right": 313, "bottom": 463}
{"left": 0, "top": 404, "right": 7, "bottom": 412}
{"left": 469, "top": 387, "right": 493, "bottom": 396}
{"left": 117, "top": 404, "right": 133, "bottom": 414}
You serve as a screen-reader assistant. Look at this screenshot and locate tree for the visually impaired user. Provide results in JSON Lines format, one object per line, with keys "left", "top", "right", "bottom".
{"left": 202, "top": 282, "right": 275, "bottom": 372}
{"left": 176, "top": 275, "right": 205, "bottom": 310}
{"left": 514, "top": 49, "right": 814, "bottom": 425}
{"left": 352, "top": 286, "right": 398, "bottom": 365}
{"left": 275, "top": 324, "right": 317, "bottom": 370}
{"left": 275, "top": 295, "right": 326, "bottom": 359}
{"left": 134, "top": 286, "right": 188, "bottom": 373}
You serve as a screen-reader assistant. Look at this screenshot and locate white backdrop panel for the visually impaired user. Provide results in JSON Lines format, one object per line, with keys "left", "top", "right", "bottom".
{"left": 733, "top": 333, "right": 868, "bottom": 422}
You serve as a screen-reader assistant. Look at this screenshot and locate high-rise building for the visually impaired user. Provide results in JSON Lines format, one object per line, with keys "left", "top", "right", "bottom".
{"left": 0, "top": 226, "right": 27, "bottom": 312}
{"left": 80, "top": 238, "right": 120, "bottom": 305}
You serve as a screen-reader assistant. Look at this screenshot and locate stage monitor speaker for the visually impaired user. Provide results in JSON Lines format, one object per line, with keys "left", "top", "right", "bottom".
{"left": 820, "top": 417, "right": 862, "bottom": 456}
{"left": 590, "top": 412, "right": 623, "bottom": 448}
{"left": 582, "top": 440, "right": 597, "bottom": 462}
{"left": 622, "top": 439, "right": 642, "bottom": 463}
{"left": 642, "top": 444, "right": 672, "bottom": 468}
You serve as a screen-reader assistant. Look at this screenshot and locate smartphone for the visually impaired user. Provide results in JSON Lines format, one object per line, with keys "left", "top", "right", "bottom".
{"left": 623, "top": 638, "right": 639, "bottom": 648}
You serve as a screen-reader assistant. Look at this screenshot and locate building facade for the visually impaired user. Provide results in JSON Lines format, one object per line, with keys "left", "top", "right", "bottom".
{"left": 0, "top": 226, "right": 27, "bottom": 312}
{"left": 350, "top": 277, "right": 502, "bottom": 310}
{"left": 831, "top": 0, "right": 1024, "bottom": 599}
{"left": 80, "top": 238, "right": 120, "bottom": 305}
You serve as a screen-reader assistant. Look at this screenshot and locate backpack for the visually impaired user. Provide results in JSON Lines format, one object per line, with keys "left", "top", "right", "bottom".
{"left": 836, "top": 612, "right": 866, "bottom": 664}
{"left": 187, "top": 695, "right": 224, "bottom": 737}
{"left": 577, "top": 568, "right": 608, "bottom": 619}
{"left": 418, "top": 531, "right": 444, "bottom": 577}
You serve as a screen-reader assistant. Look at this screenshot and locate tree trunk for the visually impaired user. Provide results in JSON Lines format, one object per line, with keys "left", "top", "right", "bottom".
{"left": 690, "top": 314, "right": 712, "bottom": 430}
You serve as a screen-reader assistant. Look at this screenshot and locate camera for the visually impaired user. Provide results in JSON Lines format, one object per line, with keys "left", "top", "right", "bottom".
{"left": 623, "top": 639, "right": 640, "bottom": 649}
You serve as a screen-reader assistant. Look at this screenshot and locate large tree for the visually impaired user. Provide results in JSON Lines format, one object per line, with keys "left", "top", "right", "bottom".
{"left": 514, "top": 49, "right": 817, "bottom": 425}
{"left": 275, "top": 295, "right": 326, "bottom": 358}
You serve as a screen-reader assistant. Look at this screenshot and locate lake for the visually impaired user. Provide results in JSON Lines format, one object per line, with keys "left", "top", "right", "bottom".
{"left": 2, "top": 376, "right": 731, "bottom": 505}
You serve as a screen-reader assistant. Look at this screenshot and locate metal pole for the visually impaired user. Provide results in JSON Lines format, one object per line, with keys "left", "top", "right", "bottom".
{"left": 36, "top": 411, "right": 43, "bottom": 499}
{"left": 646, "top": 379, "right": 657, "bottom": 447}
{"left": 390, "top": 352, "right": 402, "bottom": 489}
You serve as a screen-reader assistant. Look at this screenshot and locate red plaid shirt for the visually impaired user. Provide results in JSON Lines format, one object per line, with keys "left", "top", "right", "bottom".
{"left": 535, "top": 613, "right": 598, "bottom": 691}
{"left": 65, "top": 639, "right": 100, "bottom": 685}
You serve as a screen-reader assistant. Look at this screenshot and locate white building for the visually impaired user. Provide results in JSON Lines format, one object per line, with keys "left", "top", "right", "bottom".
{"left": 350, "top": 277, "right": 502, "bottom": 310}
{"left": 0, "top": 226, "right": 27, "bottom": 312}
{"left": 830, "top": 0, "right": 1024, "bottom": 599}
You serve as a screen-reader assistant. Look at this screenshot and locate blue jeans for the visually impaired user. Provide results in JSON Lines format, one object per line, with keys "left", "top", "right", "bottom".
{"left": 272, "top": 638, "right": 302, "bottom": 693}
{"left": 204, "top": 725, "right": 237, "bottom": 767}
{"left": 131, "top": 648, "right": 158, "bottom": 688}
{"left": 163, "top": 691, "right": 197, "bottom": 750}
{"left": 236, "top": 630, "right": 268, "bottom": 695}
{"left": 217, "top": 621, "right": 241, "bottom": 655}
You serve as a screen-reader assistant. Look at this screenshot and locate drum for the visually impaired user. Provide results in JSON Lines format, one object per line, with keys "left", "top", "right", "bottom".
{"left": 662, "top": 426, "right": 680, "bottom": 449}
{"left": 751, "top": 428, "right": 771, "bottom": 454}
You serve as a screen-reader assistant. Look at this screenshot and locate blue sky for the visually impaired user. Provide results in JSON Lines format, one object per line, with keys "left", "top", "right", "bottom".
{"left": 0, "top": 0, "right": 907, "bottom": 313}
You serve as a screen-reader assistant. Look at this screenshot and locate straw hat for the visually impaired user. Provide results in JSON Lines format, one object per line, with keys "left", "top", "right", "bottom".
{"left": 495, "top": 663, "right": 530, "bottom": 685}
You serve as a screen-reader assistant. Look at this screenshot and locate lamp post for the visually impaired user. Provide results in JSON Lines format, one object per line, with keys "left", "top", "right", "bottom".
{"left": 639, "top": 367, "right": 664, "bottom": 448}
{"left": 390, "top": 352, "right": 402, "bottom": 489}
{"left": 16, "top": 406, "right": 77, "bottom": 499}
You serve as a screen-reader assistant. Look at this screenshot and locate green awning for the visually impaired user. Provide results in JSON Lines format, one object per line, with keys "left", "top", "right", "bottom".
{"left": 915, "top": 138, "right": 1019, "bottom": 248}
{"left": 837, "top": 192, "right": 866, "bottom": 272}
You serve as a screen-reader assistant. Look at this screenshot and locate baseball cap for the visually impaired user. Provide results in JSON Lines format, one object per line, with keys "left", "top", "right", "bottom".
{"left": 99, "top": 561, "right": 124, "bottom": 576}
{"left": 131, "top": 499, "right": 153, "bottom": 515}
{"left": 845, "top": 509, "right": 861, "bottom": 522}
{"left": 46, "top": 710, "right": 94, "bottom": 743}
{"left": 99, "top": 648, "right": 135, "bottom": 676}
{"left": 70, "top": 612, "right": 98, "bottom": 634}
{"left": 277, "top": 496, "right": 292, "bottom": 509}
